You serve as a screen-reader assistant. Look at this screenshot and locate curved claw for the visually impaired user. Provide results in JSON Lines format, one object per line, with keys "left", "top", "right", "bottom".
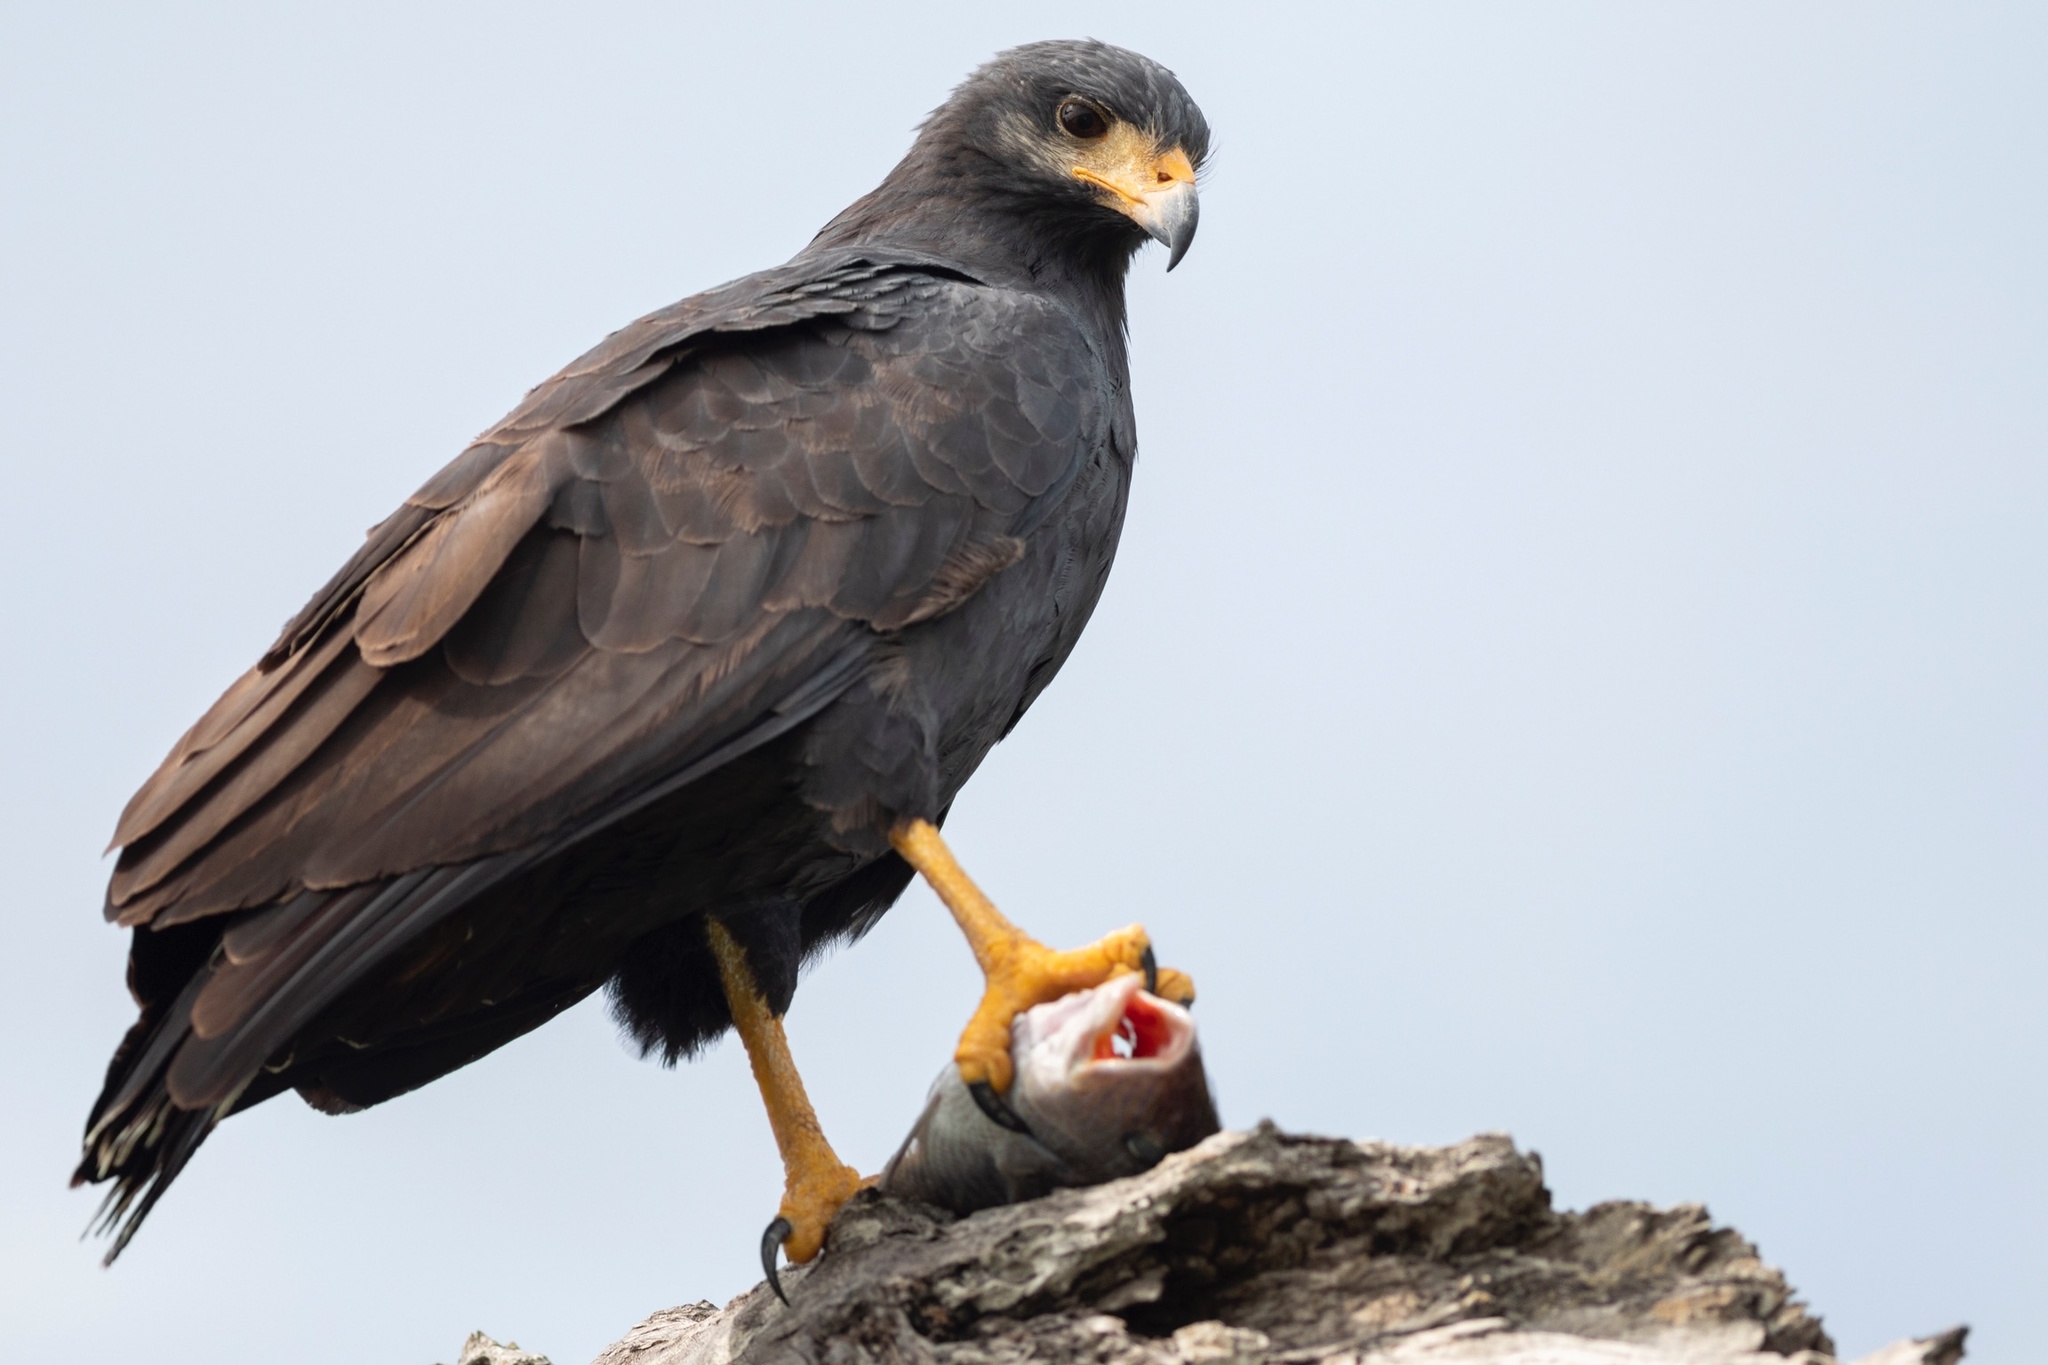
{"left": 968, "top": 1078, "right": 1033, "bottom": 1135}
{"left": 1140, "top": 943, "right": 1158, "bottom": 996}
{"left": 761, "top": 1216, "right": 793, "bottom": 1305}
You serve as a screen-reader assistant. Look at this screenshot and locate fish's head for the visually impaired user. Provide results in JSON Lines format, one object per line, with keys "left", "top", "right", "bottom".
{"left": 1009, "top": 973, "right": 1221, "bottom": 1180}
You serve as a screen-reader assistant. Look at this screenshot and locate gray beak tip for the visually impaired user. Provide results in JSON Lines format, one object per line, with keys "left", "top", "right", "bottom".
{"left": 1147, "top": 183, "right": 1199, "bottom": 273}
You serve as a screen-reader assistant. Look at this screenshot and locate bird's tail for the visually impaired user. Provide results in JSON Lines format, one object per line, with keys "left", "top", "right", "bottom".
{"left": 73, "top": 951, "right": 240, "bottom": 1263}
{"left": 76, "top": 866, "right": 517, "bottom": 1260}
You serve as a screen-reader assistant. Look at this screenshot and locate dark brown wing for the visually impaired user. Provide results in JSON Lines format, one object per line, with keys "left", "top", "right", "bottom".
{"left": 110, "top": 256, "right": 1101, "bottom": 926}
{"left": 80, "top": 254, "right": 1109, "bottom": 1252}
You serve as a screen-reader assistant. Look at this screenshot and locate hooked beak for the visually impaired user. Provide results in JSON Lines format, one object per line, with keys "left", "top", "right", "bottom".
{"left": 1073, "top": 144, "right": 1201, "bottom": 271}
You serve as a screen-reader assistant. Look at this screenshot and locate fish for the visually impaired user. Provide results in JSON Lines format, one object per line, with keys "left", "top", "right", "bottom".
{"left": 877, "top": 973, "right": 1221, "bottom": 1215}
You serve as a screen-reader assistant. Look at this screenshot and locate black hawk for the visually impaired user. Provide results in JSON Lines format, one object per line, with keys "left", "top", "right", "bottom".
{"left": 77, "top": 39, "right": 1209, "bottom": 1271}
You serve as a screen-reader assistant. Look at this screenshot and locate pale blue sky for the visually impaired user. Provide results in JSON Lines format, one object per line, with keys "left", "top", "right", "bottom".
{"left": 2, "top": 5, "right": 2042, "bottom": 1362}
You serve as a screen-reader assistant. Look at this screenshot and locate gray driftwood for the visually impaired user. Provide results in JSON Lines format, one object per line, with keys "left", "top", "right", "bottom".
{"left": 450, "top": 1125, "right": 1967, "bottom": 1365}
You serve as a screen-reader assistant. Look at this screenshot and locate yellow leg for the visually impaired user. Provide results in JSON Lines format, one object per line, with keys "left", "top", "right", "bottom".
{"left": 889, "top": 818, "right": 1196, "bottom": 1096}
{"left": 706, "top": 919, "right": 862, "bottom": 1265}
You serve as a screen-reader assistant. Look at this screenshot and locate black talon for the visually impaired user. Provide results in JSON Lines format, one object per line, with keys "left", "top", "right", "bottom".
{"left": 968, "top": 1078, "right": 1032, "bottom": 1135}
{"left": 761, "top": 1217, "right": 793, "bottom": 1306}
{"left": 1140, "top": 943, "right": 1158, "bottom": 995}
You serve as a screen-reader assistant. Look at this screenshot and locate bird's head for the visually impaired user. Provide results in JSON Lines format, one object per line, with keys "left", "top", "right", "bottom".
{"left": 825, "top": 41, "right": 1210, "bottom": 276}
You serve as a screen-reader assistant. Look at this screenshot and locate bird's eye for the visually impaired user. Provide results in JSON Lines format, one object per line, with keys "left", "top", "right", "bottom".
{"left": 1057, "top": 100, "right": 1110, "bottom": 139}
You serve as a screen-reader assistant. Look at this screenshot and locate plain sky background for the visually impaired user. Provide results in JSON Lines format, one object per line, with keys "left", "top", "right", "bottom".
{"left": 2, "top": 4, "right": 2042, "bottom": 1363}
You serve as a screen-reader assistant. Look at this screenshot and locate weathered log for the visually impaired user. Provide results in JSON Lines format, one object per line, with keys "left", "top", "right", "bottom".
{"left": 449, "top": 1125, "right": 1966, "bottom": 1365}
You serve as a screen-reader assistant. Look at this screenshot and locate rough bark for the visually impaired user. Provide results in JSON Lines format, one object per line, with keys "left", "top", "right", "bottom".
{"left": 447, "top": 1125, "right": 1967, "bottom": 1365}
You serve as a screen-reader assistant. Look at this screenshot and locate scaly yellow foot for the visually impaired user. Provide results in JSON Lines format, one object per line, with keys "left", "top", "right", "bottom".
{"left": 889, "top": 818, "right": 1197, "bottom": 1096}
{"left": 768, "top": 1150, "right": 863, "bottom": 1265}
{"left": 705, "top": 919, "right": 861, "bottom": 1284}
{"left": 1153, "top": 966, "right": 1197, "bottom": 1008}
{"left": 953, "top": 921, "right": 1151, "bottom": 1093}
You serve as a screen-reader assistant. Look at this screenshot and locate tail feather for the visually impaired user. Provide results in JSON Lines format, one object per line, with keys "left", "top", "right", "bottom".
{"left": 73, "top": 948, "right": 245, "bottom": 1263}
{"left": 77, "top": 1087, "right": 230, "bottom": 1264}
{"left": 76, "top": 859, "right": 532, "bottom": 1259}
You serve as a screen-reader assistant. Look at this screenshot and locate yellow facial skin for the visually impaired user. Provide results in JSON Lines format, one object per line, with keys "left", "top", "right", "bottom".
{"left": 1068, "top": 122, "right": 1201, "bottom": 268}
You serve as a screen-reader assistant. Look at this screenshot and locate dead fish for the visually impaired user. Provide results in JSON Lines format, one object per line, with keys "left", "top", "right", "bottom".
{"left": 878, "top": 973, "right": 1220, "bottom": 1214}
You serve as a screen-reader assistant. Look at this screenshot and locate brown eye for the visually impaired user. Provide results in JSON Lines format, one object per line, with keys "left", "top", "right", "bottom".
{"left": 1057, "top": 99, "right": 1109, "bottom": 139}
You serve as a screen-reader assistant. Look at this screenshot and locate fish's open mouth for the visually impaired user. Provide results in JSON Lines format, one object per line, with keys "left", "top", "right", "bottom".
{"left": 1091, "top": 988, "right": 1177, "bottom": 1062}
{"left": 882, "top": 966, "right": 1221, "bottom": 1216}
{"left": 1014, "top": 973, "right": 1196, "bottom": 1085}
